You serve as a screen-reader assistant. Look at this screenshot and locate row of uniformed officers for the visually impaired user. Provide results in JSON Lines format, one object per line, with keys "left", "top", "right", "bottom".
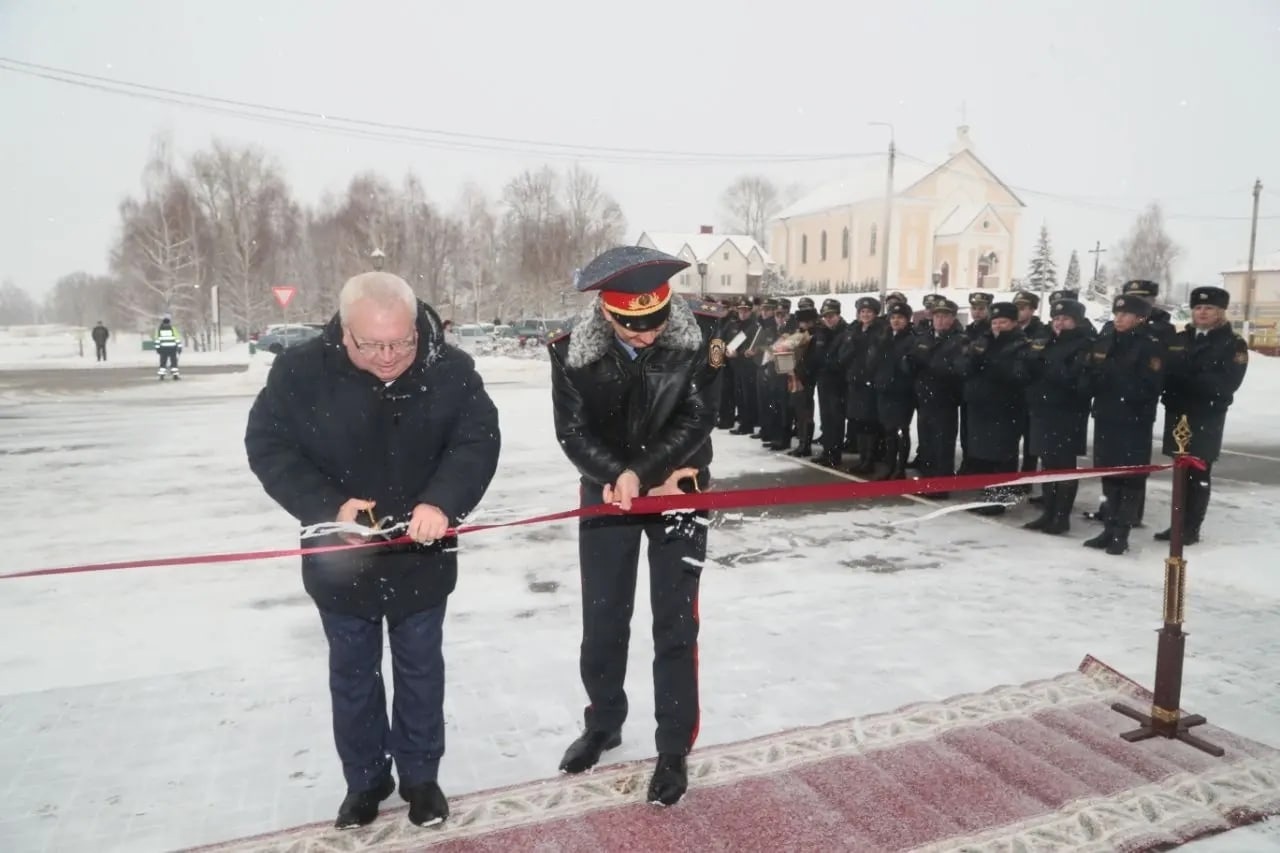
{"left": 714, "top": 281, "right": 1250, "bottom": 556}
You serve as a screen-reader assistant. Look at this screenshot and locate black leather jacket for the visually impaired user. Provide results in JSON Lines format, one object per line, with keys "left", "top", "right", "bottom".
{"left": 550, "top": 299, "right": 724, "bottom": 489}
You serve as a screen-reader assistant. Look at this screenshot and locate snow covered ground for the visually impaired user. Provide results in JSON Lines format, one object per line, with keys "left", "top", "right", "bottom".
{"left": 0, "top": 333, "right": 1277, "bottom": 852}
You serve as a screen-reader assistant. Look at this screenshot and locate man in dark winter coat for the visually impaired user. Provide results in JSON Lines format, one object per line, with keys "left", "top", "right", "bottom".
{"left": 910, "top": 299, "right": 966, "bottom": 484}
{"left": 1080, "top": 293, "right": 1165, "bottom": 555}
{"left": 549, "top": 245, "right": 723, "bottom": 807}
{"left": 91, "top": 320, "right": 110, "bottom": 361}
{"left": 1083, "top": 279, "right": 1173, "bottom": 526}
{"left": 1022, "top": 299, "right": 1095, "bottom": 534}
{"left": 716, "top": 298, "right": 751, "bottom": 429}
{"left": 245, "top": 272, "right": 501, "bottom": 830}
{"left": 957, "top": 301, "right": 1034, "bottom": 514}
{"left": 837, "top": 296, "right": 886, "bottom": 473}
{"left": 960, "top": 291, "right": 993, "bottom": 471}
{"left": 1155, "top": 285, "right": 1250, "bottom": 544}
{"left": 725, "top": 298, "right": 759, "bottom": 435}
{"left": 871, "top": 302, "right": 916, "bottom": 479}
{"left": 812, "top": 298, "right": 849, "bottom": 467}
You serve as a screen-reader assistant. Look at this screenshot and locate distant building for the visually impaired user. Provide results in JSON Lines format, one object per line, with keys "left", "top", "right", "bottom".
{"left": 767, "top": 125, "right": 1026, "bottom": 292}
{"left": 1221, "top": 249, "right": 1280, "bottom": 347}
{"left": 637, "top": 227, "right": 774, "bottom": 297}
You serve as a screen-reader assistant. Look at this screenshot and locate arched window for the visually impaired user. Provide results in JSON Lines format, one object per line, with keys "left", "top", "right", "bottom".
{"left": 820, "top": 230, "right": 828, "bottom": 261}
{"left": 869, "top": 224, "right": 878, "bottom": 256}
{"left": 801, "top": 234, "right": 808, "bottom": 264}
{"left": 841, "top": 227, "right": 850, "bottom": 259}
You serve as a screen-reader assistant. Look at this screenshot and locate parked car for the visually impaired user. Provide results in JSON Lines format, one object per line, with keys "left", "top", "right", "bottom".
{"left": 254, "top": 323, "right": 323, "bottom": 354}
{"left": 512, "top": 317, "right": 574, "bottom": 346}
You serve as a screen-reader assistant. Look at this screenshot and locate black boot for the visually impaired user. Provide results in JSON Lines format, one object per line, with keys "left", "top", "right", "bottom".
{"left": 401, "top": 780, "right": 450, "bottom": 827}
{"left": 1022, "top": 483, "right": 1055, "bottom": 531}
{"left": 647, "top": 754, "right": 689, "bottom": 806}
{"left": 558, "top": 730, "right": 622, "bottom": 774}
{"left": 1083, "top": 527, "right": 1113, "bottom": 549}
{"left": 892, "top": 432, "right": 910, "bottom": 479}
{"left": 850, "top": 435, "right": 875, "bottom": 474}
{"left": 787, "top": 423, "right": 814, "bottom": 457}
{"left": 334, "top": 774, "right": 395, "bottom": 829}
{"left": 869, "top": 435, "right": 899, "bottom": 481}
{"left": 1105, "top": 525, "right": 1131, "bottom": 556}
{"left": 1041, "top": 480, "right": 1076, "bottom": 535}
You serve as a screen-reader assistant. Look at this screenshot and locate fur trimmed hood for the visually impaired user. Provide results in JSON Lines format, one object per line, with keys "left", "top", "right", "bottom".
{"left": 565, "top": 295, "right": 703, "bottom": 369}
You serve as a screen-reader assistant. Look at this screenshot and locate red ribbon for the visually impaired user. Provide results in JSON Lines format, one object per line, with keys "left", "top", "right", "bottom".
{"left": 2, "top": 459, "right": 1200, "bottom": 581}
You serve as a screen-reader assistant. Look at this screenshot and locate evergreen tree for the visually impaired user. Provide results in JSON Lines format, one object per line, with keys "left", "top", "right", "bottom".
{"left": 1064, "top": 250, "right": 1081, "bottom": 292}
{"left": 1025, "top": 223, "right": 1058, "bottom": 292}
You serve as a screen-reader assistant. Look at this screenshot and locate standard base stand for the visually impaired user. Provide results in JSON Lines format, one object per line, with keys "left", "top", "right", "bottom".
{"left": 1111, "top": 702, "right": 1226, "bottom": 757}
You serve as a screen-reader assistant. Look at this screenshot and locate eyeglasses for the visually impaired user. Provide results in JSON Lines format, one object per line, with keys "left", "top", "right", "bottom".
{"left": 351, "top": 333, "right": 417, "bottom": 356}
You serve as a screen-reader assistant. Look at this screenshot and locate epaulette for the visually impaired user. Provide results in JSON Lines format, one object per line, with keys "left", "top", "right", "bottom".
{"left": 547, "top": 331, "right": 571, "bottom": 348}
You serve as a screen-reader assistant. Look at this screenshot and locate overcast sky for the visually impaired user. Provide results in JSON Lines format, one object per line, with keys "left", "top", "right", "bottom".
{"left": 1, "top": 0, "right": 1277, "bottom": 297}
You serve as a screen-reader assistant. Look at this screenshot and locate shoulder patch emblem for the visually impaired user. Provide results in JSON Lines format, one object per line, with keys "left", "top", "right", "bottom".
{"left": 708, "top": 337, "right": 726, "bottom": 369}
{"left": 1149, "top": 356, "right": 1163, "bottom": 372}
{"left": 1234, "top": 349, "right": 1249, "bottom": 365}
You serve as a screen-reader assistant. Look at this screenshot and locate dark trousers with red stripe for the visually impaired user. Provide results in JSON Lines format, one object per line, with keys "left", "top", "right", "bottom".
{"left": 577, "top": 482, "right": 705, "bottom": 755}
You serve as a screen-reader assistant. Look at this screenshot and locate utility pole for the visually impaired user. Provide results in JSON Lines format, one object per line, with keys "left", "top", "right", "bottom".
{"left": 1243, "top": 179, "right": 1262, "bottom": 335}
{"left": 1089, "top": 240, "right": 1106, "bottom": 281}
{"left": 870, "top": 121, "right": 895, "bottom": 304}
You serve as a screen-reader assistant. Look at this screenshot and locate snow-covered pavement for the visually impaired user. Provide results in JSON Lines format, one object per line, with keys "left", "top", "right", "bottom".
{"left": 1, "top": 352, "right": 1277, "bottom": 852}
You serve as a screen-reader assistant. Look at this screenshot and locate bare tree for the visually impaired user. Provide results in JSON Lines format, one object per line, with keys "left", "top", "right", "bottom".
{"left": 720, "top": 175, "right": 783, "bottom": 244}
{"left": 1115, "top": 202, "right": 1181, "bottom": 289}
{"left": 0, "top": 279, "right": 39, "bottom": 325}
{"left": 191, "top": 141, "right": 300, "bottom": 340}
{"left": 44, "top": 272, "right": 124, "bottom": 328}
{"left": 455, "top": 182, "right": 501, "bottom": 321}
{"left": 111, "top": 155, "right": 207, "bottom": 330}
{"left": 400, "top": 173, "right": 461, "bottom": 307}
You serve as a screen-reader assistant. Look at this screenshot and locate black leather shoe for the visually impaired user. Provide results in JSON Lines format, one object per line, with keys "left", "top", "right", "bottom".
{"left": 647, "top": 753, "right": 688, "bottom": 806}
{"left": 401, "top": 780, "right": 449, "bottom": 827}
{"left": 559, "top": 730, "right": 622, "bottom": 774}
{"left": 334, "top": 774, "right": 395, "bottom": 829}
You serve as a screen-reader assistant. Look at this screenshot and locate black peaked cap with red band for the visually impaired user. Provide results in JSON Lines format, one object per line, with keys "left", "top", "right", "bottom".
{"left": 574, "top": 245, "right": 689, "bottom": 331}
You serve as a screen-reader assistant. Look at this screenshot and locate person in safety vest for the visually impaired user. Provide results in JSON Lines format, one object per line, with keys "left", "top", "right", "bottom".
{"left": 155, "top": 315, "right": 183, "bottom": 380}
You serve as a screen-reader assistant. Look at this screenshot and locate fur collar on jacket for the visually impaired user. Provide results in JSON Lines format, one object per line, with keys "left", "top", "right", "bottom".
{"left": 566, "top": 296, "right": 703, "bottom": 369}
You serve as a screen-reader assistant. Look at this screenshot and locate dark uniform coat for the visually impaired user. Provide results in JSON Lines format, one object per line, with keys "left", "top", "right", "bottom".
{"left": 872, "top": 326, "right": 917, "bottom": 430}
{"left": 958, "top": 328, "right": 1033, "bottom": 462}
{"left": 1025, "top": 327, "right": 1094, "bottom": 457}
{"left": 1160, "top": 324, "right": 1250, "bottom": 462}
{"left": 1082, "top": 327, "right": 1165, "bottom": 467}
{"left": 837, "top": 320, "right": 886, "bottom": 422}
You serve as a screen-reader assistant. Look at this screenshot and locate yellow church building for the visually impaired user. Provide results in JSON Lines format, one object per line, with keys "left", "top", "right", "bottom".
{"left": 768, "top": 126, "right": 1026, "bottom": 293}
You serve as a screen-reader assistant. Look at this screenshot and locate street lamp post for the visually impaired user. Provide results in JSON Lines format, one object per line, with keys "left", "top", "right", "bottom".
{"left": 869, "top": 121, "right": 896, "bottom": 306}
{"left": 697, "top": 261, "right": 708, "bottom": 297}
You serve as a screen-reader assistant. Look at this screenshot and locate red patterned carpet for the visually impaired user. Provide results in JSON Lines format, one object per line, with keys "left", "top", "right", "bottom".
{"left": 192, "top": 656, "right": 1280, "bottom": 852}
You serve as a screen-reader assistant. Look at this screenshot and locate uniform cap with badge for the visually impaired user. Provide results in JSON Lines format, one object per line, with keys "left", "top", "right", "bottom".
{"left": 1013, "top": 290, "right": 1040, "bottom": 310}
{"left": 1189, "top": 286, "right": 1230, "bottom": 309}
{"left": 990, "top": 301, "right": 1019, "bottom": 322}
{"left": 969, "top": 291, "right": 993, "bottom": 307}
{"left": 574, "top": 245, "right": 687, "bottom": 331}
{"left": 1112, "top": 293, "right": 1152, "bottom": 318}
{"left": 855, "top": 296, "right": 882, "bottom": 315}
{"left": 1050, "top": 298, "right": 1086, "bottom": 322}
{"left": 820, "top": 298, "right": 842, "bottom": 317}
